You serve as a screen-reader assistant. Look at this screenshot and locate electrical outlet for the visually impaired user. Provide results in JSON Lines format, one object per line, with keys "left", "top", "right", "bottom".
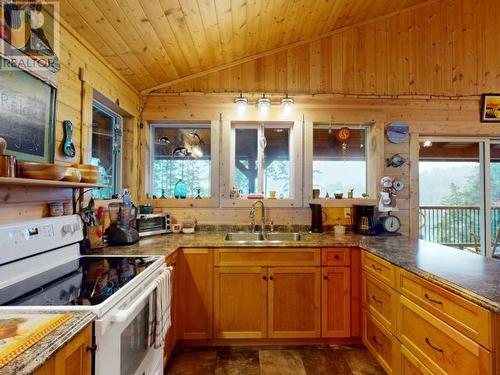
{"left": 344, "top": 208, "right": 351, "bottom": 218}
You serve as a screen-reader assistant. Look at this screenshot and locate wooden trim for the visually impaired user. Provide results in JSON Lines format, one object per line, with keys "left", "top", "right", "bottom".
{"left": 350, "top": 248, "right": 362, "bottom": 338}
{"left": 140, "top": 0, "right": 441, "bottom": 95}
{"left": 80, "top": 81, "right": 93, "bottom": 164}
{"left": 176, "top": 337, "right": 363, "bottom": 347}
{"left": 409, "top": 133, "right": 420, "bottom": 240}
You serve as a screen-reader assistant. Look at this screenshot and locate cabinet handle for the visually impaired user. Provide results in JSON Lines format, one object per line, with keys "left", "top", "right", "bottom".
{"left": 425, "top": 337, "right": 444, "bottom": 353}
{"left": 262, "top": 276, "right": 267, "bottom": 281}
{"left": 424, "top": 293, "right": 443, "bottom": 305}
{"left": 372, "top": 295, "right": 383, "bottom": 304}
{"left": 323, "top": 275, "right": 328, "bottom": 280}
{"left": 372, "top": 336, "right": 383, "bottom": 348}
{"left": 334, "top": 255, "right": 340, "bottom": 260}
{"left": 86, "top": 345, "right": 97, "bottom": 354}
{"left": 371, "top": 264, "right": 382, "bottom": 271}
{"left": 269, "top": 276, "right": 274, "bottom": 281}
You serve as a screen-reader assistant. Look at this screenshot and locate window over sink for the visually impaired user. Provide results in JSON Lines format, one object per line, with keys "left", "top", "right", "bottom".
{"left": 222, "top": 121, "right": 303, "bottom": 207}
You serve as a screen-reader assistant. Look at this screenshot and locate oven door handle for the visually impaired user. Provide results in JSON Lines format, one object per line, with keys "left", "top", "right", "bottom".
{"left": 109, "top": 266, "right": 171, "bottom": 324}
{"left": 109, "top": 282, "right": 157, "bottom": 323}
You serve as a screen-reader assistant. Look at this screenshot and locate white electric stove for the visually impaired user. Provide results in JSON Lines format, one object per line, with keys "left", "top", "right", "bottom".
{"left": 0, "top": 215, "right": 167, "bottom": 375}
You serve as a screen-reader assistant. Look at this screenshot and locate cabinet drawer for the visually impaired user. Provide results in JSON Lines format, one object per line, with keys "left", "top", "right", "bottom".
{"left": 362, "top": 271, "right": 398, "bottom": 334}
{"left": 400, "top": 345, "right": 433, "bottom": 375}
{"left": 363, "top": 310, "right": 400, "bottom": 375}
{"left": 321, "top": 248, "right": 350, "bottom": 266}
{"left": 398, "top": 296, "right": 493, "bottom": 375}
{"left": 362, "top": 252, "right": 396, "bottom": 288}
{"left": 214, "top": 248, "right": 320, "bottom": 267}
{"left": 397, "top": 268, "right": 492, "bottom": 349}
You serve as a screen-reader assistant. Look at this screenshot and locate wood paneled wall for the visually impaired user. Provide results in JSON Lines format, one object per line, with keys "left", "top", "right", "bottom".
{"left": 159, "top": 0, "right": 499, "bottom": 97}
{"left": 142, "top": 93, "right": 499, "bottom": 237}
{"left": 0, "top": 19, "right": 141, "bottom": 224}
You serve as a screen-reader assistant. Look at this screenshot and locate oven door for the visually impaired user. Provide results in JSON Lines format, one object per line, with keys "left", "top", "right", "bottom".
{"left": 94, "top": 268, "right": 166, "bottom": 375}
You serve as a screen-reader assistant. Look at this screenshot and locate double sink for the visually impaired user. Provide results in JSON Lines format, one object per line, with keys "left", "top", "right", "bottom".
{"left": 224, "top": 232, "right": 303, "bottom": 243}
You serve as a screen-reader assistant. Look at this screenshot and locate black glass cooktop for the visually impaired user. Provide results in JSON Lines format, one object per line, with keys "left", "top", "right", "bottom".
{"left": 0, "top": 256, "right": 159, "bottom": 307}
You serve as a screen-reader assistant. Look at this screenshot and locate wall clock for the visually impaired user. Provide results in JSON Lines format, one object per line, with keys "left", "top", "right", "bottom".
{"left": 386, "top": 121, "right": 409, "bottom": 144}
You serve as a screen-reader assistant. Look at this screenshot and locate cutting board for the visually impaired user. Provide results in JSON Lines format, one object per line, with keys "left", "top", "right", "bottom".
{"left": 0, "top": 313, "right": 71, "bottom": 368}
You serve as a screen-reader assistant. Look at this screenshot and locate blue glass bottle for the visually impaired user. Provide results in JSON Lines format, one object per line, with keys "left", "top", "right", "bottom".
{"left": 174, "top": 179, "right": 188, "bottom": 199}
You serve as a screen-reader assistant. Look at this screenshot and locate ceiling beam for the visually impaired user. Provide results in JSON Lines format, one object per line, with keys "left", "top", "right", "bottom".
{"left": 141, "top": 0, "right": 440, "bottom": 96}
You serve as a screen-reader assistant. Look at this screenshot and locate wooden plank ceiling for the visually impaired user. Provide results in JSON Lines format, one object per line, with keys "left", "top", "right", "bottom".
{"left": 60, "top": 0, "right": 430, "bottom": 92}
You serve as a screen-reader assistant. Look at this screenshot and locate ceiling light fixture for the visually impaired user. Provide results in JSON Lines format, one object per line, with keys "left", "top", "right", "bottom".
{"left": 281, "top": 94, "right": 294, "bottom": 115}
{"left": 234, "top": 93, "right": 248, "bottom": 114}
{"left": 257, "top": 94, "right": 271, "bottom": 113}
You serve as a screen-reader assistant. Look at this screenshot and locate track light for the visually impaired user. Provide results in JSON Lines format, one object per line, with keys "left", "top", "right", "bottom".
{"left": 234, "top": 94, "right": 248, "bottom": 114}
{"left": 281, "top": 95, "right": 294, "bottom": 115}
{"left": 257, "top": 94, "right": 271, "bottom": 114}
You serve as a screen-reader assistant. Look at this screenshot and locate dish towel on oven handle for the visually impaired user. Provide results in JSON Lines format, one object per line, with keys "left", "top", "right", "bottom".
{"left": 148, "top": 266, "right": 173, "bottom": 349}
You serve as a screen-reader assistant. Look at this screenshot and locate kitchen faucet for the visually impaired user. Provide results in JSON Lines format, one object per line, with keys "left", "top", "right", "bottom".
{"left": 250, "top": 200, "right": 267, "bottom": 239}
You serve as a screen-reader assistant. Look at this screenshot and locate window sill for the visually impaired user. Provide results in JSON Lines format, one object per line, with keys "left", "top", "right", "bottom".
{"left": 220, "top": 198, "right": 300, "bottom": 208}
{"left": 307, "top": 198, "right": 378, "bottom": 207}
{"left": 139, "top": 198, "right": 219, "bottom": 208}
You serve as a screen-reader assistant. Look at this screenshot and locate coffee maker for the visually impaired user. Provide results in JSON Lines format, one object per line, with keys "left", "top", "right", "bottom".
{"left": 353, "top": 205, "right": 379, "bottom": 236}
{"left": 108, "top": 203, "right": 140, "bottom": 245}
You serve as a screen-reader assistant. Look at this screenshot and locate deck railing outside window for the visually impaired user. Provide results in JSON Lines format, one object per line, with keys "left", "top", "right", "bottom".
{"left": 419, "top": 206, "right": 500, "bottom": 252}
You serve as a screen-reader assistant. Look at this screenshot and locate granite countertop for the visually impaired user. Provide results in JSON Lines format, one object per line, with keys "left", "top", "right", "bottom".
{"left": 96, "top": 231, "right": 500, "bottom": 314}
{"left": 0, "top": 311, "right": 95, "bottom": 375}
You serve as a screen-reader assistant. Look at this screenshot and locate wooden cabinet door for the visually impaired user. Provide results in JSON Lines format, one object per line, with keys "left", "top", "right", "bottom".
{"left": 164, "top": 251, "right": 178, "bottom": 365}
{"left": 268, "top": 267, "right": 321, "bottom": 338}
{"left": 177, "top": 248, "right": 213, "bottom": 340}
{"left": 322, "top": 267, "right": 351, "bottom": 337}
{"left": 214, "top": 267, "right": 268, "bottom": 338}
{"left": 54, "top": 325, "right": 92, "bottom": 375}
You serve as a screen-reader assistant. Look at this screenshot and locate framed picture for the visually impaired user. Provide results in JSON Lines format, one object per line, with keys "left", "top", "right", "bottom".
{"left": 0, "top": 58, "right": 57, "bottom": 163}
{"left": 480, "top": 94, "right": 500, "bottom": 123}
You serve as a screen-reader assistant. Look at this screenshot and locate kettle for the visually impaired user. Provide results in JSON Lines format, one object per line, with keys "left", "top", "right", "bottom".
{"left": 309, "top": 203, "right": 324, "bottom": 233}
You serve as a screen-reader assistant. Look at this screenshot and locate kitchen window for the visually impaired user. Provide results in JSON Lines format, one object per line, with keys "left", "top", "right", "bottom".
{"left": 150, "top": 121, "right": 219, "bottom": 205}
{"left": 223, "top": 121, "right": 302, "bottom": 207}
{"left": 91, "top": 101, "right": 122, "bottom": 199}
{"left": 304, "top": 122, "right": 380, "bottom": 205}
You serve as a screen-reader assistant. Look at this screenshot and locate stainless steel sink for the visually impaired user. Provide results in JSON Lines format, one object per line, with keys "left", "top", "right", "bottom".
{"left": 265, "top": 232, "right": 302, "bottom": 241}
{"left": 224, "top": 233, "right": 264, "bottom": 241}
{"left": 224, "top": 232, "right": 302, "bottom": 242}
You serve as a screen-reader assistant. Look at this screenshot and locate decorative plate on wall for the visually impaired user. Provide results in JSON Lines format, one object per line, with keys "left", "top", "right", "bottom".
{"left": 386, "top": 121, "right": 409, "bottom": 144}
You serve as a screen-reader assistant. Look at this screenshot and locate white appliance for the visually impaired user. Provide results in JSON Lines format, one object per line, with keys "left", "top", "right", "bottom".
{"left": 0, "top": 215, "right": 169, "bottom": 375}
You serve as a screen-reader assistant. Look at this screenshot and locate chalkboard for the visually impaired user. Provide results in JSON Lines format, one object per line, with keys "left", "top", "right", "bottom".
{"left": 0, "top": 62, "right": 56, "bottom": 162}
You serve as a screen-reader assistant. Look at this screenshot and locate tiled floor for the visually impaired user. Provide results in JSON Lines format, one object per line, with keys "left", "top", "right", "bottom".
{"left": 165, "top": 345, "right": 385, "bottom": 375}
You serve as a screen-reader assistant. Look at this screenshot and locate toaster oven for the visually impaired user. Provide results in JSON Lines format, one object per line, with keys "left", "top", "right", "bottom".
{"left": 136, "top": 213, "right": 172, "bottom": 237}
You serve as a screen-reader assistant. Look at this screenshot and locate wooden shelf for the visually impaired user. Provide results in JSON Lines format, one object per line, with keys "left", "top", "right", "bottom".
{"left": 0, "top": 177, "right": 106, "bottom": 189}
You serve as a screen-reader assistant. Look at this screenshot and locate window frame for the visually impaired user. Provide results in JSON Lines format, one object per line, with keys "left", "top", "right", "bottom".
{"left": 91, "top": 100, "right": 123, "bottom": 198}
{"left": 303, "top": 119, "right": 381, "bottom": 207}
{"left": 221, "top": 119, "right": 303, "bottom": 208}
{"left": 146, "top": 120, "right": 220, "bottom": 208}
